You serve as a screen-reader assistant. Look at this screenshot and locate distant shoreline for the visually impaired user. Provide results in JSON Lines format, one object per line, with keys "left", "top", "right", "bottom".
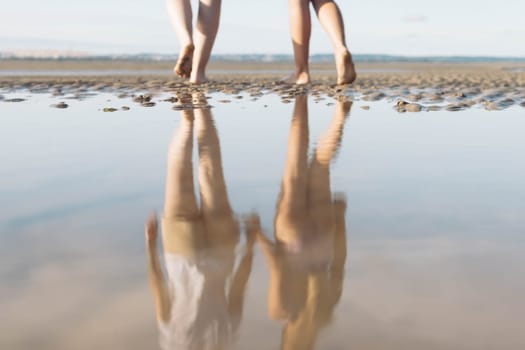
{"left": 2, "top": 53, "right": 525, "bottom": 64}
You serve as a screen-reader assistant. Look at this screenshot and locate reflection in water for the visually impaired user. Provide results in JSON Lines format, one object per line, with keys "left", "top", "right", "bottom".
{"left": 145, "top": 96, "right": 350, "bottom": 350}
{"left": 145, "top": 107, "right": 255, "bottom": 350}
{"left": 256, "top": 96, "right": 350, "bottom": 350}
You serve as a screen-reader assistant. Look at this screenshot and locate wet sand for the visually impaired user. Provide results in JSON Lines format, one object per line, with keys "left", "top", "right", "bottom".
{"left": 1, "top": 60, "right": 525, "bottom": 112}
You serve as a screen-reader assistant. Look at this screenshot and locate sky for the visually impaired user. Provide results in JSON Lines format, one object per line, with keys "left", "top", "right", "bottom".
{"left": 1, "top": 0, "right": 524, "bottom": 56}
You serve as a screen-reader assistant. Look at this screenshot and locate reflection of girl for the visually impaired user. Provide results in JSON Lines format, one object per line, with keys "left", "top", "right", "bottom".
{"left": 255, "top": 96, "right": 350, "bottom": 349}
{"left": 146, "top": 108, "right": 254, "bottom": 350}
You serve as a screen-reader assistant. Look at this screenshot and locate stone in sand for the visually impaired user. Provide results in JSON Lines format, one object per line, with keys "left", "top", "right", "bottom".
{"left": 396, "top": 100, "right": 422, "bottom": 113}
{"left": 51, "top": 102, "right": 69, "bottom": 109}
{"left": 163, "top": 97, "right": 179, "bottom": 103}
{"left": 405, "top": 103, "right": 422, "bottom": 112}
{"left": 141, "top": 102, "right": 156, "bottom": 107}
{"left": 360, "top": 105, "right": 370, "bottom": 110}
{"left": 133, "top": 94, "right": 152, "bottom": 103}
{"left": 4, "top": 98, "right": 26, "bottom": 102}
{"left": 122, "top": 106, "right": 130, "bottom": 111}
{"left": 103, "top": 107, "right": 118, "bottom": 112}
{"left": 485, "top": 102, "right": 500, "bottom": 111}
{"left": 362, "top": 91, "right": 386, "bottom": 101}
{"left": 445, "top": 103, "right": 467, "bottom": 112}
{"left": 406, "top": 94, "right": 423, "bottom": 101}
{"left": 499, "top": 98, "right": 515, "bottom": 108}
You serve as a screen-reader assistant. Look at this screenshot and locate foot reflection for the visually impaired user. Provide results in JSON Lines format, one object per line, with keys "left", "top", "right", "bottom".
{"left": 256, "top": 95, "right": 350, "bottom": 350}
{"left": 145, "top": 107, "right": 254, "bottom": 350}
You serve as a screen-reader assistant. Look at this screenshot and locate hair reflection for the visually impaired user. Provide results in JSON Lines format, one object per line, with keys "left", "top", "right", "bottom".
{"left": 255, "top": 95, "right": 350, "bottom": 350}
{"left": 145, "top": 105, "right": 255, "bottom": 350}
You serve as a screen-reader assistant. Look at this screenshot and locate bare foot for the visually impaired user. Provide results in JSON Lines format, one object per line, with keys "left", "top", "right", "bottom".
{"left": 336, "top": 49, "right": 357, "bottom": 85}
{"left": 189, "top": 73, "right": 208, "bottom": 84}
{"left": 280, "top": 71, "right": 310, "bottom": 85}
{"left": 295, "top": 71, "right": 310, "bottom": 85}
{"left": 173, "top": 44, "right": 194, "bottom": 78}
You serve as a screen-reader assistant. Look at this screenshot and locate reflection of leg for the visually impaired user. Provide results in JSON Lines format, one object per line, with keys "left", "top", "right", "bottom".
{"left": 195, "top": 108, "right": 238, "bottom": 247}
{"left": 228, "top": 243, "right": 254, "bottom": 331}
{"left": 313, "top": 100, "right": 351, "bottom": 166}
{"left": 331, "top": 194, "right": 347, "bottom": 297}
{"left": 195, "top": 108, "right": 231, "bottom": 217}
{"left": 276, "top": 96, "right": 310, "bottom": 246}
{"left": 289, "top": 0, "right": 311, "bottom": 84}
{"left": 190, "top": 0, "right": 221, "bottom": 84}
{"left": 308, "top": 101, "right": 351, "bottom": 233}
{"left": 167, "top": 0, "right": 194, "bottom": 78}
{"left": 164, "top": 111, "right": 199, "bottom": 219}
{"left": 311, "top": 0, "right": 356, "bottom": 84}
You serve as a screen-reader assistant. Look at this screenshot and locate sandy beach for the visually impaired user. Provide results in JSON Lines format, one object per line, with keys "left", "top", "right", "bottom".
{"left": 1, "top": 60, "right": 525, "bottom": 112}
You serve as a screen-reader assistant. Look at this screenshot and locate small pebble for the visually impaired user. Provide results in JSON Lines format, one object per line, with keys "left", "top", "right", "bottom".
{"left": 141, "top": 102, "right": 156, "bottom": 107}
{"left": 445, "top": 104, "right": 465, "bottom": 112}
{"left": 133, "top": 94, "right": 152, "bottom": 103}
{"left": 218, "top": 100, "right": 231, "bottom": 103}
{"left": 51, "top": 102, "right": 69, "bottom": 109}
{"left": 360, "top": 105, "right": 370, "bottom": 110}
{"left": 362, "top": 92, "right": 386, "bottom": 101}
{"left": 163, "top": 97, "right": 179, "bottom": 103}
{"left": 103, "top": 107, "right": 118, "bottom": 112}
{"left": 405, "top": 103, "right": 422, "bottom": 112}
{"left": 485, "top": 102, "right": 500, "bottom": 111}
{"left": 122, "top": 106, "right": 130, "bottom": 111}
{"left": 4, "top": 98, "right": 26, "bottom": 102}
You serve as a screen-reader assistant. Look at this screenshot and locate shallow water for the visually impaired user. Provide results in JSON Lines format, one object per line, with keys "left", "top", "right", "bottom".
{"left": 1, "top": 94, "right": 525, "bottom": 350}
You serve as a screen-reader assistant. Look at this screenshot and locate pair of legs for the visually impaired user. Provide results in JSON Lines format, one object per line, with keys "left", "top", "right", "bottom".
{"left": 167, "top": 0, "right": 221, "bottom": 84}
{"left": 289, "top": 0, "right": 356, "bottom": 85}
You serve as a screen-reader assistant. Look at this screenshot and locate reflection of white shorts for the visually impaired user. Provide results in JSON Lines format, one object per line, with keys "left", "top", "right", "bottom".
{"left": 159, "top": 253, "right": 232, "bottom": 350}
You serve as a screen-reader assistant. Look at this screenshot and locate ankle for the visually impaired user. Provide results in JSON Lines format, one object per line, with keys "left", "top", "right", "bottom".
{"left": 295, "top": 71, "right": 310, "bottom": 84}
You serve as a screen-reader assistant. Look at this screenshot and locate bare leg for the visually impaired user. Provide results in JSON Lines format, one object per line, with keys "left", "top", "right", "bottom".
{"left": 167, "top": 0, "right": 195, "bottom": 78}
{"left": 190, "top": 0, "right": 222, "bottom": 84}
{"left": 289, "top": 0, "right": 311, "bottom": 84}
{"left": 311, "top": 0, "right": 356, "bottom": 84}
{"left": 164, "top": 111, "right": 199, "bottom": 219}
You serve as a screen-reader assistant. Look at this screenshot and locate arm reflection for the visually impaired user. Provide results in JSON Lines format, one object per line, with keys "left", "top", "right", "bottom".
{"left": 257, "top": 95, "right": 351, "bottom": 350}
{"left": 146, "top": 105, "right": 254, "bottom": 350}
